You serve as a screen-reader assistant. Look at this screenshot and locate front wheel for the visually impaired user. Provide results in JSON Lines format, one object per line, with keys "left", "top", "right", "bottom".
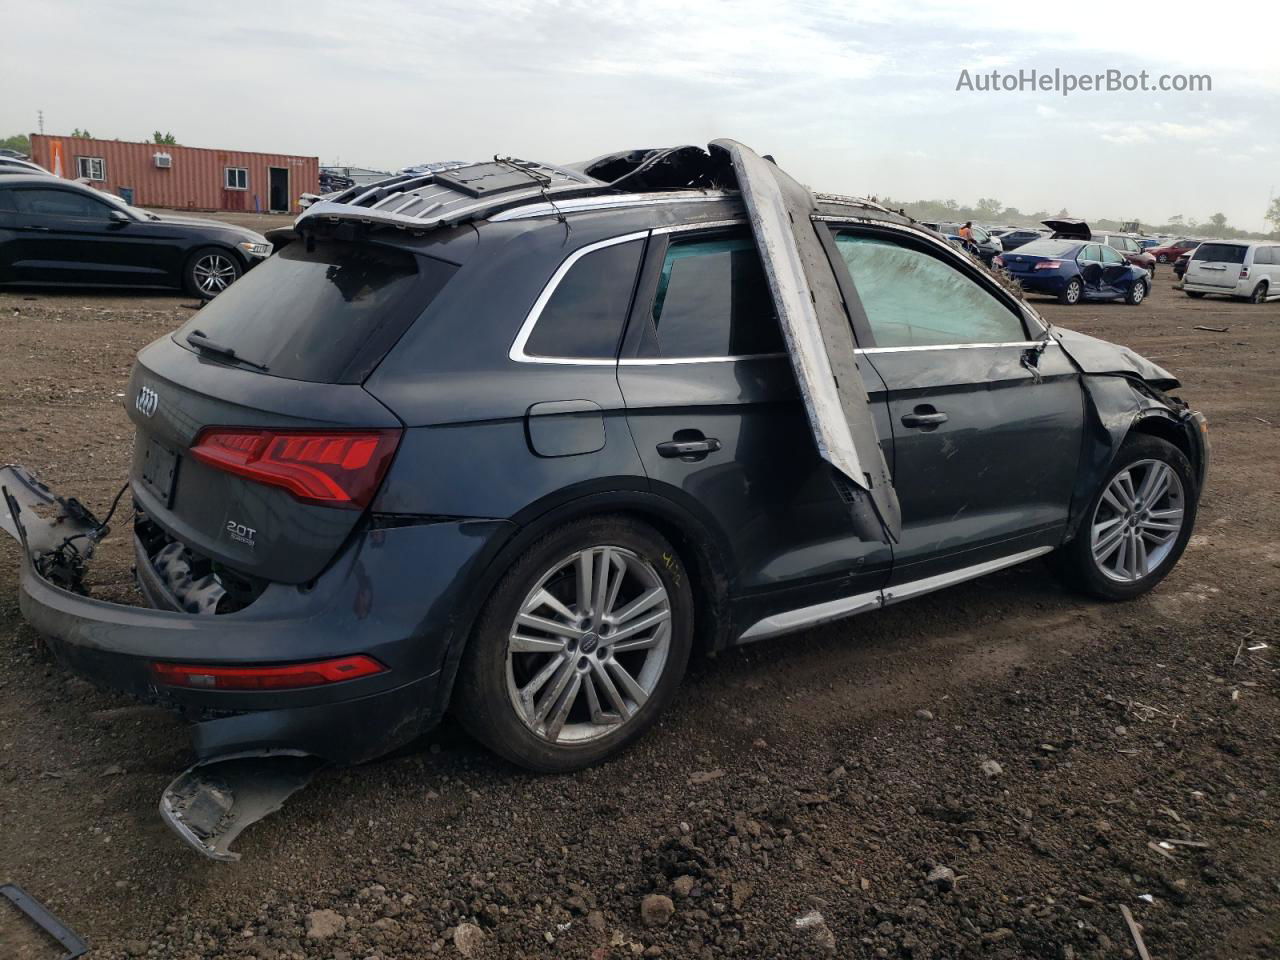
{"left": 1056, "top": 435, "right": 1197, "bottom": 601}
{"left": 1157, "top": 253, "right": 1169, "bottom": 263}
{"left": 454, "top": 515, "right": 694, "bottom": 772}
{"left": 1126, "top": 279, "right": 1148, "bottom": 305}
{"left": 1059, "top": 277, "right": 1083, "bottom": 305}
{"left": 185, "top": 247, "right": 242, "bottom": 299}
{"left": 1185, "top": 290, "right": 1205, "bottom": 299}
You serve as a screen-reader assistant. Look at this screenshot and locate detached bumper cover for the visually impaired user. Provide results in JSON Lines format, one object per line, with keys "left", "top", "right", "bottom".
{"left": 2, "top": 465, "right": 511, "bottom": 764}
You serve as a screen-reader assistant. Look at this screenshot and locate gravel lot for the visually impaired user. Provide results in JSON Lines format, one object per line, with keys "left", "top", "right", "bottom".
{"left": 1, "top": 259, "right": 1277, "bottom": 959}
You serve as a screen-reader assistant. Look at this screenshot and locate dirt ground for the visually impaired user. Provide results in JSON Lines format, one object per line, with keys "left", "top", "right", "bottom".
{"left": 0, "top": 263, "right": 1277, "bottom": 960}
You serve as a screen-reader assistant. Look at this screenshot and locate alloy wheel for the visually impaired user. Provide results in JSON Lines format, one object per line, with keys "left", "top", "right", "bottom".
{"left": 1131, "top": 282, "right": 1145, "bottom": 304}
{"left": 1065, "top": 280, "right": 1081, "bottom": 304}
{"left": 1090, "top": 459, "right": 1186, "bottom": 583}
{"left": 505, "top": 546, "right": 672, "bottom": 745}
{"left": 1252, "top": 284, "right": 1268, "bottom": 304}
{"left": 193, "top": 254, "right": 237, "bottom": 296}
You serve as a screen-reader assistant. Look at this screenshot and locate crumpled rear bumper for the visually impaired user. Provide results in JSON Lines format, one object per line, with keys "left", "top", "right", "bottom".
{"left": 2, "top": 465, "right": 511, "bottom": 764}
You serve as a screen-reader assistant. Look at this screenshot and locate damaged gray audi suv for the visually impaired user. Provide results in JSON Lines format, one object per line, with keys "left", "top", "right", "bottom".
{"left": 1, "top": 141, "right": 1207, "bottom": 858}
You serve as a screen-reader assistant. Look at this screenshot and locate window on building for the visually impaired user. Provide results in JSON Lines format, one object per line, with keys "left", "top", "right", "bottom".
{"left": 76, "top": 157, "right": 106, "bottom": 181}
{"left": 225, "top": 167, "right": 249, "bottom": 190}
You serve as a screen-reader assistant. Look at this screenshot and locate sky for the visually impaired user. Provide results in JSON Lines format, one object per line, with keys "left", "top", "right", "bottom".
{"left": 3, "top": 0, "right": 1278, "bottom": 230}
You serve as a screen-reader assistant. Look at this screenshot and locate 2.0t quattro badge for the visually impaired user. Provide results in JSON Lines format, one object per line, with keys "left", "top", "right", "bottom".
{"left": 136, "top": 386, "right": 159, "bottom": 417}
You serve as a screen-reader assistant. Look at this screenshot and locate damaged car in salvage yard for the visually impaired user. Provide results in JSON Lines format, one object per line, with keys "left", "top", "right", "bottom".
{"left": 0, "top": 141, "right": 1208, "bottom": 861}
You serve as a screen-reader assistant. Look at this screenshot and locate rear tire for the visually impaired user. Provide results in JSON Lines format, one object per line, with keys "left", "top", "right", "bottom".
{"left": 1059, "top": 277, "right": 1083, "bottom": 305}
{"left": 453, "top": 515, "right": 694, "bottom": 773}
{"left": 184, "top": 246, "right": 242, "bottom": 299}
{"left": 1185, "top": 291, "right": 1205, "bottom": 299}
{"left": 1056, "top": 435, "right": 1197, "bottom": 601}
{"left": 1157, "top": 253, "right": 1169, "bottom": 263}
{"left": 1250, "top": 281, "right": 1269, "bottom": 304}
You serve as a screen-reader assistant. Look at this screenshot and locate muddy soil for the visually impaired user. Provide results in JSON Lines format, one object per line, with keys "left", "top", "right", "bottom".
{"left": 0, "top": 270, "right": 1277, "bottom": 960}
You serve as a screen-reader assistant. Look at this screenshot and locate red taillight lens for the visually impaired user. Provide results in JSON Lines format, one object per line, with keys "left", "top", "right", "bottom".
{"left": 992, "top": 255, "right": 1005, "bottom": 268}
{"left": 189, "top": 427, "right": 401, "bottom": 508}
{"left": 1033, "top": 260, "right": 1062, "bottom": 270}
{"left": 1240, "top": 267, "right": 1249, "bottom": 279}
{"left": 151, "top": 655, "right": 386, "bottom": 690}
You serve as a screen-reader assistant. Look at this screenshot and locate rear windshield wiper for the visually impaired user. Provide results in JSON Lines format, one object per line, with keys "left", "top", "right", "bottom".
{"left": 185, "top": 330, "right": 269, "bottom": 372}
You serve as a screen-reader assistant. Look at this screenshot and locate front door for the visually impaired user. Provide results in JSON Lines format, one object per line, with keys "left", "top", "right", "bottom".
{"left": 1098, "top": 243, "right": 1132, "bottom": 295}
{"left": 269, "top": 168, "right": 289, "bottom": 213}
{"left": 618, "top": 226, "right": 894, "bottom": 617}
{"left": 830, "top": 228, "right": 1085, "bottom": 584}
{"left": 1076, "top": 243, "right": 1108, "bottom": 298}
{"left": 7, "top": 185, "right": 147, "bottom": 286}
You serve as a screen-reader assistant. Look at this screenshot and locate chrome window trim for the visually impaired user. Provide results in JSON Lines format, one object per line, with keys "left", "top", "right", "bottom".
{"left": 736, "top": 545, "right": 1053, "bottom": 643}
{"left": 855, "top": 341, "right": 1058, "bottom": 355}
{"left": 508, "top": 231, "right": 649, "bottom": 365}
{"left": 650, "top": 218, "right": 746, "bottom": 235}
{"left": 620, "top": 352, "right": 785, "bottom": 366}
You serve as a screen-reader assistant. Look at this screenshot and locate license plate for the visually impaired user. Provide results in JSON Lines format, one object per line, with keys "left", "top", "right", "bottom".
{"left": 139, "top": 438, "right": 179, "bottom": 506}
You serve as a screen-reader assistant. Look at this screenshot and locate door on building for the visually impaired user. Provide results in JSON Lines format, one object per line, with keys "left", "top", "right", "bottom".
{"left": 268, "top": 168, "right": 289, "bottom": 213}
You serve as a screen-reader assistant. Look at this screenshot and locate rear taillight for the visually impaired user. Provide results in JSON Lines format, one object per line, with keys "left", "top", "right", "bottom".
{"left": 189, "top": 427, "right": 401, "bottom": 509}
{"left": 152, "top": 655, "right": 386, "bottom": 690}
{"left": 1034, "top": 260, "right": 1062, "bottom": 270}
{"left": 992, "top": 255, "right": 1005, "bottom": 268}
{"left": 1240, "top": 266, "right": 1249, "bottom": 279}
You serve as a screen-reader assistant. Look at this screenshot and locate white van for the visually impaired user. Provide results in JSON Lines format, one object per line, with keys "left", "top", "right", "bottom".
{"left": 1183, "top": 241, "right": 1280, "bottom": 302}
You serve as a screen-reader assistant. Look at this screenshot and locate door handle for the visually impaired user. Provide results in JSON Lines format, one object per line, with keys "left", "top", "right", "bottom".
{"left": 656, "top": 433, "right": 722, "bottom": 461}
{"left": 901, "top": 406, "right": 948, "bottom": 430}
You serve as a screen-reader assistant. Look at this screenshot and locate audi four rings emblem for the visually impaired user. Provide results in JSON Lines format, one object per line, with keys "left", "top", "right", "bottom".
{"left": 136, "top": 386, "right": 159, "bottom": 417}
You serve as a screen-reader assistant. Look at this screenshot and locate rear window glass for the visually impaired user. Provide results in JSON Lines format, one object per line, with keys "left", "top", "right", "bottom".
{"left": 650, "top": 234, "right": 783, "bottom": 358}
{"left": 1194, "top": 243, "right": 1247, "bottom": 264}
{"left": 1014, "top": 240, "right": 1079, "bottom": 258}
{"left": 176, "top": 240, "right": 455, "bottom": 383}
{"left": 524, "top": 238, "right": 643, "bottom": 359}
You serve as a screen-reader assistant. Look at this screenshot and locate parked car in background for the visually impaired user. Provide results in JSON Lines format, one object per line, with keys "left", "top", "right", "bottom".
{"left": 995, "top": 238, "right": 1151, "bottom": 305}
{"left": 1093, "top": 234, "right": 1157, "bottom": 275}
{"left": 1149, "top": 238, "right": 1200, "bottom": 263}
{"left": 0, "top": 175, "right": 271, "bottom": 298}
{"left": 0, "top": 156, "right": 50, "bottom": 176}
{"left": 1182, "top": 241, "right": 1280, "bottom": 302}
{"left": 0, "top": 142, "right": 1206, "bottom": 859}
{"left": 1137, "top": 237, "right": 1163, "bottom": 250}
{"left": 990, "top": 227, "right": 1044, "bottom": 251}
{"left": 1173, "top": 247, "right": 1196, "bottom": 280}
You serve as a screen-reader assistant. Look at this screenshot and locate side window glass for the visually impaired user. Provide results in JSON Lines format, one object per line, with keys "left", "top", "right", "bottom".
{"left": 1080, "top": 244, "right": 1100, "bottom": 262}
{"left": 650, "top": 233, "right": 783, "bottom": 358}
{"left": 1254, "top": 247, "right": 1271, "bottom": 265}
{"left": 0, "top": 188, "right": 14, "bottom": 213}
{"left": 524, "top": 238, "right": 643, "bottom": 359}
{"left": 13, "top": 188, "right": 111, "bottom": 219}
{"left": 1100, "top": 246, "right": 1123, "bottom": 265}
{"left": 834, "top": 233, "right": 1026, "bottom": 348}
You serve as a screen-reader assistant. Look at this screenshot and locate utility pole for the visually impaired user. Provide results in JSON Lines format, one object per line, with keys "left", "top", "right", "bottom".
{"left": 37, "top": 110, "right": 44, "bottom": 134}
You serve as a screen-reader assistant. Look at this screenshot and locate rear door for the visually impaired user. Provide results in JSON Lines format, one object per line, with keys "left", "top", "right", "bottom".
{"left": 710, "top": 138, "right": 900, "bottom": 544}
{"left": 1186, "top": 242, "right": 1247, "bottom": 290}
{"left": 617, "top": 226, "right": 894, "bottom": 607}
{"left": 830, "top": 228, "right": 1084, "bottom": 582}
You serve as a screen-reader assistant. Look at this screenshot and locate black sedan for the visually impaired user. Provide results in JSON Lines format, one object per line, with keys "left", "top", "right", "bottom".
{"left": 0, "top": 175, "right": 271, "bottom": 298}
